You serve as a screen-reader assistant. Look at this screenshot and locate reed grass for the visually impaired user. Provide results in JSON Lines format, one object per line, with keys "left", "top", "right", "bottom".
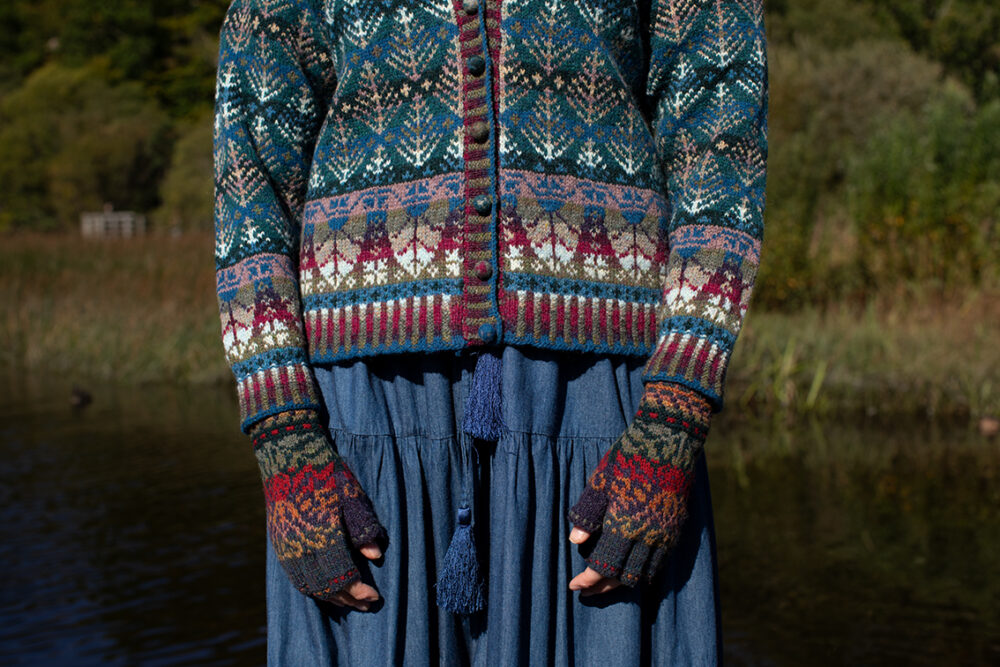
{"left": 0, "top": 231, "right": 227, "bottom": 384}
{"left": 728, "top": 285, "right": 1000, "bottom": 420}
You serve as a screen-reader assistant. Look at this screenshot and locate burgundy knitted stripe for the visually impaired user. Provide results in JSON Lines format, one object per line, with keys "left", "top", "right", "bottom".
{"left": 497, "top": 290, "right": 658, "bottom": 350}
{"left": 305, "top": 294, "right": 458, "bottom": 357}
{"left": 237, "top": 362, "right": 320, "bottom": 424}
{"left": 484, "top": 1, "right": 501, "bottom": 123}
{"left": 645, "top": 332, "right": 729, "bottom": 397}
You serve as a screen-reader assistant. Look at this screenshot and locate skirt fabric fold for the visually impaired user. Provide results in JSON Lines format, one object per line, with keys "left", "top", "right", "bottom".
{"left": 265, "top": 346, "right": 722, "bottom": 666}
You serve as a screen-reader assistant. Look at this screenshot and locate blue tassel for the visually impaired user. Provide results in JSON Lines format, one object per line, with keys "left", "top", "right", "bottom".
{"left": 435, "top": 507, "right": 485, "bottom": 614}
{"left": 463, "top": 348, "right": 506, "bottom": 441}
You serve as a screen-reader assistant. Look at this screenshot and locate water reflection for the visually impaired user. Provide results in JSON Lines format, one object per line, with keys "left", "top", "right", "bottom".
{"left": 0, "top": 375, "right": 264, "bottom": 666}
{"left": 711, "top": 412, "right": 1000, "bottom": 665}
{"left": 0, "top": 376, "right": 997, "bottom": 665}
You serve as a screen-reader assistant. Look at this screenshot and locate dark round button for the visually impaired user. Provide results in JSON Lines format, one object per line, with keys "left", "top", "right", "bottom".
{"left": 474, "top": 260, "right": 492, "bottom": 281}
{"left": 469, "top": 120, "right": 489, "bottom": 143}
{"left": 473, "top": 194, "right": 492, "bottom": 216}
{"left": 478, "top": 322, "right": 497, "bottom": 343}
{"left": 462, "top": 0, "right": 479, "bottom": 14}
{"left": 467, "top": 54, "right": 486, "bottom": 77}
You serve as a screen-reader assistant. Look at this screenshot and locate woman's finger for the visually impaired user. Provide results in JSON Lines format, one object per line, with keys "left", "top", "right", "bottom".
{"left": 568, "top": 527, "right": 591, "bottom": 544}
{"left": 328, "top": 590, "right": 371, "bottom": 612}
{"left": 327, "top": 591, "right": 356, "bottom": 608}
{"left": 345, "top": 580, "right": 380, "bottom": 603}
{"left": 359, "top": 542, "right": 382, "bottom": 560}
{"left": 579, "top": 577, "right": 622, "bottom": 597}
{"left": 568, "top": 566, "right": 605, "bottom": 591}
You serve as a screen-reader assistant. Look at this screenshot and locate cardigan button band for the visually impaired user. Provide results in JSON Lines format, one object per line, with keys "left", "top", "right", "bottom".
{"left": 478, "top": 323, "right": 497, "bottom": 344}
{"left": 473, "top": 194, "right": 492, "bottom": 216}
{"left": 469, "top": 120, "right": 489, "bottom": 143}
{"left": 462, "top": 0, "right": 479, "bottom": 14}
{"left": 474, "top": 260, "right": 492, "bottom": 281}
{"left": 466, "top": 54, "right": 486, "bottom": 77}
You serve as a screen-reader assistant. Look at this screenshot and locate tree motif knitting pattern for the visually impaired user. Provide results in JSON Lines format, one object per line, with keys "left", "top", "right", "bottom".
{"left": 213, "top": 0, "right": 767, "bottom": 432}
{"left": 251, "top": 408, "right": 386, "bottom": 599}
{"left": 567, "top": 381, "right": 712, "bottom": 586}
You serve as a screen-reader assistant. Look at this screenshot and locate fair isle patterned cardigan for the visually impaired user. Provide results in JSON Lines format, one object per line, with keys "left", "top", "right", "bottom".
{"left": 214, "top": 0, "right": 768, "bottom": 433}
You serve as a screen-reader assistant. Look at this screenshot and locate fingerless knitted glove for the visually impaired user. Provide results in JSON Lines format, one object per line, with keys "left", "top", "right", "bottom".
{"left": 568, "top": 382, "right": 712, "bottom": 587}
{"left": 250, "top": 408, "right": 386, "bottom": 600}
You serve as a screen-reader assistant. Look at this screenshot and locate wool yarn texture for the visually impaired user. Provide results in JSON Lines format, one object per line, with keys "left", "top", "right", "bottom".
{"left": 250, "top": 409, "right": 387, "bottom": 599}
{"left": 567, "top": 382, "right": 712, "bottom": 586}
{"left": 212, "top": 0, "right": 768, "bottom": 432}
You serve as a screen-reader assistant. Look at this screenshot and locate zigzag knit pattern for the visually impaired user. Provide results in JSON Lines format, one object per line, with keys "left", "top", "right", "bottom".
{"left": 251, "top": 408, "right": 386, "bottom": 599}
{"left": 213, "top": 0, "right": 768, "bottom": 432}
{"left": 567, "top": 382, "right": 712, "bottom": 586}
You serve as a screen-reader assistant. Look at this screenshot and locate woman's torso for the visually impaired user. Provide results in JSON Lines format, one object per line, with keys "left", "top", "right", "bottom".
{"left": 294, "top": 0, "right": 669, "bottom": 366}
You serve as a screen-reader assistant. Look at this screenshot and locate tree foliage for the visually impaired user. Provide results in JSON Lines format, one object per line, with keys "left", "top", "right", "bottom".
{"left": 0, "top": 0, "right": 225, "bottom": 118}
{"left": 847, "top": 87, "right": 1000, "bottom": 286}
{"left": 0, "top": 63, "right": 170, "bottom": 230}
{"left": 154, "top": 112, "right": 215, "bottom": 232}
{"left": 759, "top": 0, "right": 999, "bottom": 307}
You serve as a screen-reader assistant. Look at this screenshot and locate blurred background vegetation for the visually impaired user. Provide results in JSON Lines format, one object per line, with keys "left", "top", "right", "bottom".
{"left": 0, "top": 0, "right": 997, "bottom": 419}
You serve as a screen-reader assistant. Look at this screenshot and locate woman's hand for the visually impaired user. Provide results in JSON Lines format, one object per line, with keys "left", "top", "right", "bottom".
{"left": 252, "top": 409, "right": 388, "bottom": 610}
{"left": 567, "top": 527, "right": 623, "bottom": 596}
{"left": 566, "top": 383, "right": 712, "bottom": 590}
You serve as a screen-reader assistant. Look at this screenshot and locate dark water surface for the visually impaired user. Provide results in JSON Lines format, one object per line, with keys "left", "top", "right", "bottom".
{"left": 1, "top": 375, "right": 997, "bottom": 665}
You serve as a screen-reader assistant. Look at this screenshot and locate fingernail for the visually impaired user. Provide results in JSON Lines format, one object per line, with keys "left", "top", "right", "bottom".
{"left": 356, "top": 602, "right": 370, "bottom": 612}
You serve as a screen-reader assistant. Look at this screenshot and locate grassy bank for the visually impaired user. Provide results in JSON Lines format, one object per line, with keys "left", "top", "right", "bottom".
{"left": 727, "top": 286, "right": 1000, "bottom": 420}
{"left": 1, "top": 233, "right": 997, "bottom": 420}
{"left": 0, "top": 232, "right": 227, "bottom": 384}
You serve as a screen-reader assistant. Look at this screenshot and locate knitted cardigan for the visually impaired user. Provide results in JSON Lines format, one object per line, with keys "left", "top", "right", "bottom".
{"left": 213, "top": 0, "right": 768, "bottom": 434}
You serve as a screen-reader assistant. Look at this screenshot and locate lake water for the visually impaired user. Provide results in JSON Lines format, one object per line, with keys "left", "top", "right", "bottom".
{"left": 1, "top": 375, "right": 997, "bottom": 665}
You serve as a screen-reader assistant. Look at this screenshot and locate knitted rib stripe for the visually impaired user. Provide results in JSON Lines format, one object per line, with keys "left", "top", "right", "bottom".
{"left": 213, "top": 0, "right": 767, "bottom": 432}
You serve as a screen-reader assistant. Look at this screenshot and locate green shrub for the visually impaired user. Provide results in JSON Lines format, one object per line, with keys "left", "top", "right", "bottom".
{"left": 153, "top": 109, "right": 214, "bottom": 232}
{"left": 0, "top": 62, "right": 170, "bottom": 230}
{"left": 757, "top": 39, "right": 950, "bottom": 307}
{"left": 847, "top": 86, "right": 1000, "bottom": 288}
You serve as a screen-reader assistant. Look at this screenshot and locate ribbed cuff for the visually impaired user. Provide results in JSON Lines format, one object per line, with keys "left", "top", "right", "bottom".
{"left": 279, "top": 540, "right": 362, "bottom": 599}
{"left": 585, "top": 530, "right": 675, "bottom": 587}
{"left": 237, "top": 361, "right": 323, "bottom": 434}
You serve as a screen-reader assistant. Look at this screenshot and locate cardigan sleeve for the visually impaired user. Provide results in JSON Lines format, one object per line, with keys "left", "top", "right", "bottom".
{"left": 640, "top": 0, "right": 769, "bottom": 412}
{"left": 213, "top": 0, "right": 335, "bottom": 434}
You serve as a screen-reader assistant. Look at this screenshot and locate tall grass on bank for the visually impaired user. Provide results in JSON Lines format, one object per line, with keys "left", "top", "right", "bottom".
{"left": 1, "top": 233, "right": 997, "bottom": 419}
{"left": 729, "top": 286, "right": 1000, "bottom": 420}
{"left": 0, "top": 231, "right": 227, "bottom": 384}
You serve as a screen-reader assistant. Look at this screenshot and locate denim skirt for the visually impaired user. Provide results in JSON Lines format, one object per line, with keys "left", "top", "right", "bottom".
{"left": 265, "top": 345, "right": 722, "bottom": 666}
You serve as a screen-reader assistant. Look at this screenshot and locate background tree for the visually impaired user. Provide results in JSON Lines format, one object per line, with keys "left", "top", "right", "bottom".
{"left": 0, "top": 62, "right": 170, "bottom": 230}
{"left": 154, "top": 112, "right": 215, "bottom": 232}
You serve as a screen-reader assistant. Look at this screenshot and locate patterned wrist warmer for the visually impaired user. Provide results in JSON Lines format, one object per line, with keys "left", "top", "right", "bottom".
{"left": 250, "top": 409, "right": 387, "bottom": 600}
{"left": 567, "top": 383, "right": 712, "bottom": 587}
